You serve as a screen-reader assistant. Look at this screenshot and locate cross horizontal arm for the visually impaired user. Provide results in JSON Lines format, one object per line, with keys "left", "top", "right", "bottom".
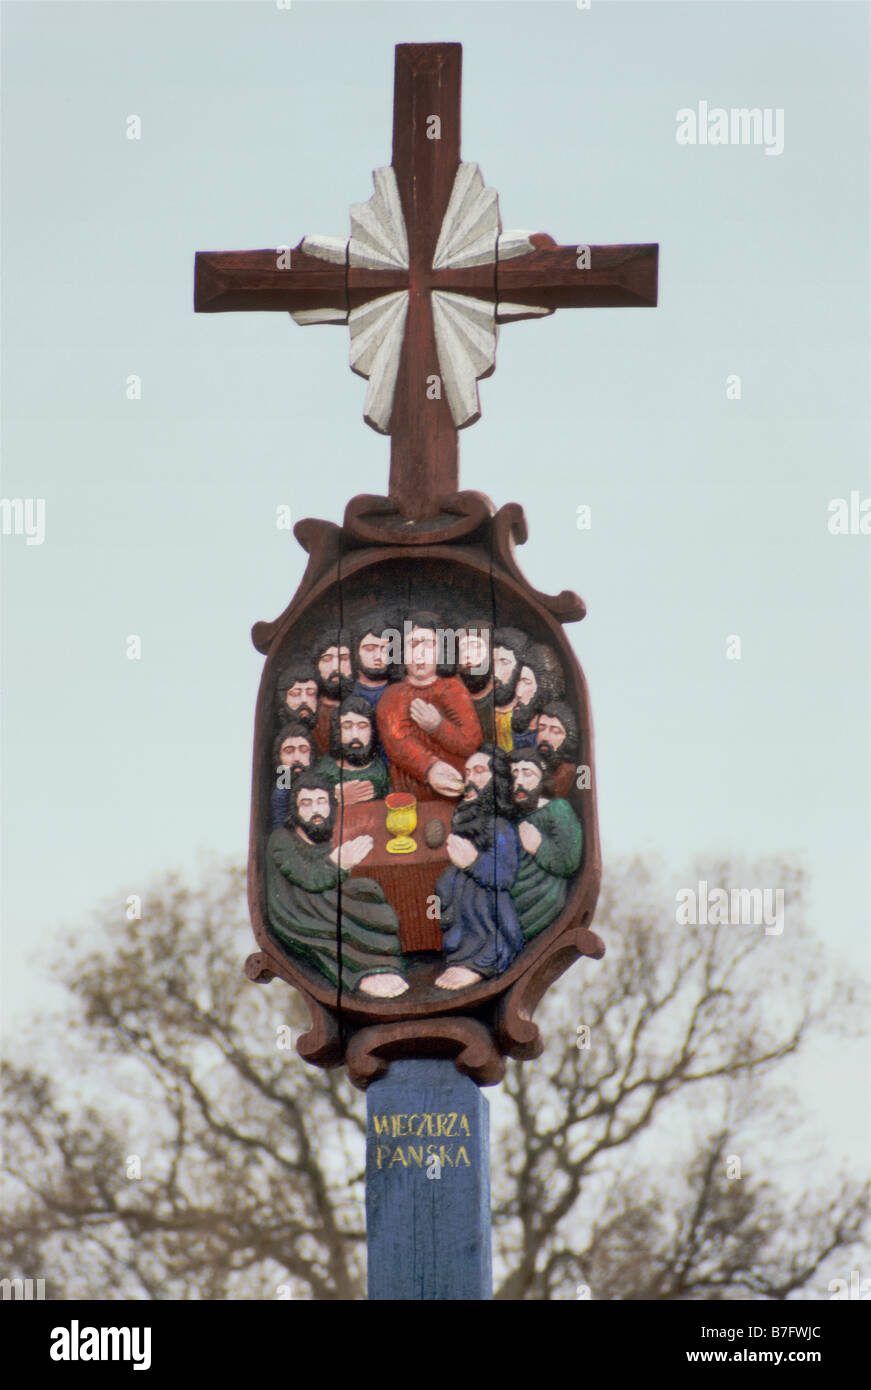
{"left": 496, "top": 236, "right": 658, "bottom": 314}
{"left": 194, "top": 244, "right": 346, "bottom": 316}
{"left": 194, "top": 239, "right": 658, "bottom": 317}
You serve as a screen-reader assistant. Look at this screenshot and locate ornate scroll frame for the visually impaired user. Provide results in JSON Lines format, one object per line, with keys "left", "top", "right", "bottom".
{"left": 246, "top": 492, "right": 604, "bottom": 1089}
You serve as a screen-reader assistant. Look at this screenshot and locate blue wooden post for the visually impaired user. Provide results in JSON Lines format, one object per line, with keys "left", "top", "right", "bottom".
{"left": 366, "top": 1058, "right": 492, "bottom": 1300}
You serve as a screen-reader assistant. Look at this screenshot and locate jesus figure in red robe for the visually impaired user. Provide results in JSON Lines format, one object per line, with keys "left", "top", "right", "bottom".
{"left": 377, "top": 613, "right": 482, "bottom": 801}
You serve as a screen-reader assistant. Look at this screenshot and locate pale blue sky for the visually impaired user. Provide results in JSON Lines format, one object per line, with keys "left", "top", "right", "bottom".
{"left": 2, "top": 1, "right": 868, "bottom": 1168}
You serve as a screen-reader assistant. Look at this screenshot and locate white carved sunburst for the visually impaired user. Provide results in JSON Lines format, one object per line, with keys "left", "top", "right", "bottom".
{"left": 291, "top": 162, "right": 551, "bottom": 433}
{"left": 432, "top": 162, "right": 499, "bottom": 271}
{"left": 349, "top": 167, "right": 408, "bottom": 271}
{"left": 348, "top": 292, "right": 408, "bottom": 434}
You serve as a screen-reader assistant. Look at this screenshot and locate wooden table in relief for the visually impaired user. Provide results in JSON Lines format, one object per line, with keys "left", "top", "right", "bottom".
{"left": 332, "top": 799, "right": 455, "bottom": 953}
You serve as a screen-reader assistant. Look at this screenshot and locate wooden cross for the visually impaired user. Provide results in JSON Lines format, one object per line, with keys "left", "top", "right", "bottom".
{"left": 195, "top": 43, "right": 657, "bottom": 520}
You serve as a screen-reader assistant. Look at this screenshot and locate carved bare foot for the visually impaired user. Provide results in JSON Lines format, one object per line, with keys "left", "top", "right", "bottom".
{"left": 358, "top": 972, "right": 409, "bottom": 998}
{"left": 434, "top": 965, "right": 482, "bottom": 991}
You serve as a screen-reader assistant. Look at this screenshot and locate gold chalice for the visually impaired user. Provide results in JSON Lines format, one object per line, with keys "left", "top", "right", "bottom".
{"left": 385, "top": 792, "right": 417, "bottom": 854}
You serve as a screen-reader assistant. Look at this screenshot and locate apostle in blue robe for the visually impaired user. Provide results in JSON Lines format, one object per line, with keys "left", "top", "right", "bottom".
{"left": 434, "top": 744, "right": 524, "bottom": 990}
{"left": 270, "top": 721, "right": 318, "bottom": 828}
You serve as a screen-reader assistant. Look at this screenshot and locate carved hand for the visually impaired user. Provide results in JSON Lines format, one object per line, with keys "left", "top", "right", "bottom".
{"left": 427, "top": 760, "right": 464, "bottom": 797}
{"left": 330, "top": 834, "right": 374, "bottom": 869}
{"left": 410, "top": 698, "right": 443, "bottom": 733}
{"left": 446, "top": 833, "right": 478, "bottom": 869}
{"left": 518, "top": 821, "right": 543, "bottom": 854}
{"left": 334, "top": 779, "right": 374, "bottom": 804}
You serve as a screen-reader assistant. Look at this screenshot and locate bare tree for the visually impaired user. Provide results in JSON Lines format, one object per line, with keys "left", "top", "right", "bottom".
{"left": 492, "top": 858, "right": 868, "bottom": 1299}
{"left": 1, "top": 856, "right": 866, "bottom": 1300}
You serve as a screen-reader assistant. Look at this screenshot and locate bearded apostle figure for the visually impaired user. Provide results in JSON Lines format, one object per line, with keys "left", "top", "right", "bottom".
{"left": 349, "top": 610, "right": 399, "bottom": 759}
{"left": 350, "top": 610, "right": 398, "bottom": 713}
{"left": 491, "top": 626, "right": 531, "bottom": 752}
{"left": 534, "top": 700, "right": 579, "bottom": 799}
{"left": 265, "top": 771, "right": 408, "bottom": 998}
{"left": 316, "top": 696, "right": 390, "bottom": 805}
{"left": 508, "top": 748, "right": 583, "bottom": 940}
{"left": 311, "top": 629, "right": 355, "bottom": 754}
{"left": 271, "top": 721, "right": 318, "bottom": 828}
{"left": 275, "top": 661, "right": 320, "bottom": 733}
{"left": 434, "top": 746, "right": 524, "bottom": 990}
{"left": 510, "top": 641, "right": 564, "bottom": 749}
{"left": 456, "top": 620, "right": 496, "bottom": 744}
{"left": 376, "top": 611, "right": 482, "bottom": 800}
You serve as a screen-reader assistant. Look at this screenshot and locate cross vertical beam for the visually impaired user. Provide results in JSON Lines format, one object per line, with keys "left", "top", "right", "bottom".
{"left": 387, "top": 45, "right": 463, "bottom": 512}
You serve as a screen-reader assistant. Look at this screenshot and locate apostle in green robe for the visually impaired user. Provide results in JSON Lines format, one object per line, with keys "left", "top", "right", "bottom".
{"left": 315, "top": 696, "right": 391, "bottom": 805}
{"left": 507, "top": 748, "right": 583, "bottom": 939}
{"left": 266, "top": 771, "right": 408, "bottom": 998}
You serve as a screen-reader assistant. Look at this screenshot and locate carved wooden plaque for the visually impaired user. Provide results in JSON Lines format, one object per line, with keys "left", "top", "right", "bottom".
{"left": 244, "top": 495, "right": 603, "bottom": 1087}
{"left": 194, "top": 43, "right": 657, "bottom": 1086}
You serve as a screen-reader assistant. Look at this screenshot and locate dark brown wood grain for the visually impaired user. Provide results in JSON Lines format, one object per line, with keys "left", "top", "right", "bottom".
{"left": 194, "top": 244, "right": 346, "bottom": 315}
{"left": 497, "top": 240, "right": 659, "bottom": 310}
{"left": 386, "top": 44, "right": 463, "bottom": 511}
{"left": 194, "top": 243, "right": 657, "bottom": 316}
{"left": 346, "top": 1017, "right": 506, "bottom": 1091}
